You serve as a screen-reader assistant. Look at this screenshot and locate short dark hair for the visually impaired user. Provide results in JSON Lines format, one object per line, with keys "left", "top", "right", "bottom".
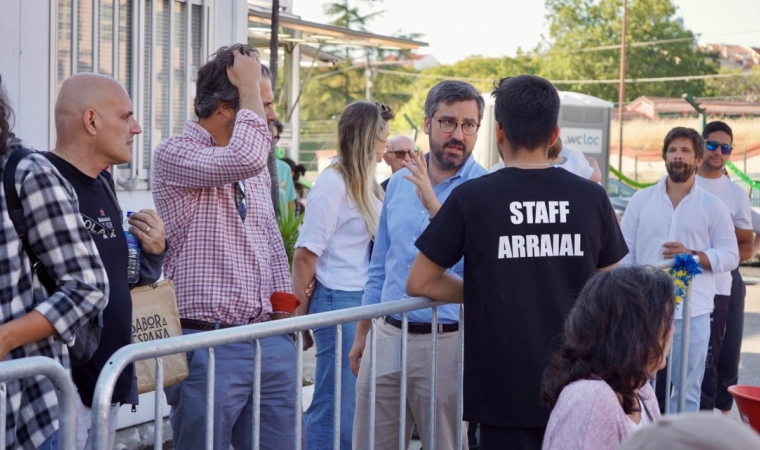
{"left": 662, "top": 127, "right": 705, "bottom": 160}
{"left": 195, "top": 44, "right": 271, "bottom": 119}
{"left": 703, "top": 121, "right": 733, "bottom": 144}
{"left": 541, "top": 266, "right": 675, "bottom": 415}
{"left": 0, "top": 74, "right": 14, "bottom": 156}
{"left": 424, "top": 80, "right": 485, "bottom": 122}
{"left": 492, "top": 75, "right": 560, "bottom": 153}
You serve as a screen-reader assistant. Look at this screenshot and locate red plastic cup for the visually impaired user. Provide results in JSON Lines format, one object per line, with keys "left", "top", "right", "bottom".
{"left": 728, "top": 385, "right": 760, "bottom": 433}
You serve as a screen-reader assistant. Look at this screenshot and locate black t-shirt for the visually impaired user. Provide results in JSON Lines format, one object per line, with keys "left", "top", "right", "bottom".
{"left": 415, "top": 167, "right": 628, "bottom": 428}
{"left": 45, "top": 154, "right": 134, "bottom": 407}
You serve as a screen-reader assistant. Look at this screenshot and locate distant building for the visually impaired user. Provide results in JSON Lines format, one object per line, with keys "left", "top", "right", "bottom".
{"left": 700, "top": 44, "right": 760, "bottom": 70}
{"left": 615, "top": 96, "right": 760, "bottom": 121}
{"left": 382, "top": 53, "right": 440, "bottom": 71}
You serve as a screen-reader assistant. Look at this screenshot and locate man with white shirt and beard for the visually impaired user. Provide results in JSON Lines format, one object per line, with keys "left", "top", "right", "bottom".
{"left": 620, "top": 126, "right": 739, "bottom": 414}
{"left": 695, "top": 121, "right": 754, "bottom": 414}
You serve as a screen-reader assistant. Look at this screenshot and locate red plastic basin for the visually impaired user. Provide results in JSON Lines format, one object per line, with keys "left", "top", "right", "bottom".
{"left": 728, "top": 385, "right": 760, "bottom": 433}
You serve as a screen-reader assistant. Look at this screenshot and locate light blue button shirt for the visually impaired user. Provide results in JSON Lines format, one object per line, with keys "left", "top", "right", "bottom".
{"left": 362, "top": 154, "right": 487, "bottom": 324}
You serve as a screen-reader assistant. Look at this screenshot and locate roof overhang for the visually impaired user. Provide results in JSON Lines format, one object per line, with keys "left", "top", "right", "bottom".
{"left": 248, "top": 8, "right": 428, "bottom": 51}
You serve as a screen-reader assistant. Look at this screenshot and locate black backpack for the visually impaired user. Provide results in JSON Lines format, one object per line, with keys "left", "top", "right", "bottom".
{"left": 3, "top": 142, "right": 103, "bottom": 367}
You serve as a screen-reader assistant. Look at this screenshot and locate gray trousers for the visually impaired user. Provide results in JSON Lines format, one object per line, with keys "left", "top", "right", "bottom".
{"left": 165, "top": 330, "right": 303, "bottom": 450}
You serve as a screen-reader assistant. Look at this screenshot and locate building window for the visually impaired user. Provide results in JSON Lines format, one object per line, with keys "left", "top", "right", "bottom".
{"left": 56, "top": 0, "right": 207, "bottom": 187}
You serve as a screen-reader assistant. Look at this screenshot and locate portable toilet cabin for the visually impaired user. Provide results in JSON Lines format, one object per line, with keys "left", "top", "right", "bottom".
{"left": 472, "top": 91, "right": 614, "bottom": 188}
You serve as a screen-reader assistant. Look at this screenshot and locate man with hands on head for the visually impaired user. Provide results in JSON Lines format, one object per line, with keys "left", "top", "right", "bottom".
{"left": 152, "top": 44, "right": 302, "bottom": 449}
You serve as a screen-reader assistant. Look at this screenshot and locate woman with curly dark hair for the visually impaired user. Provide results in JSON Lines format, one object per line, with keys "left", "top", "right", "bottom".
{"left": 541, "top": 266, "right": 676, "bottom": 450}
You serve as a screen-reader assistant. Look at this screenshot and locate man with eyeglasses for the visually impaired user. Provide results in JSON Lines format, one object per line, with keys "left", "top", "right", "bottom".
{"left": 350, "top": 80, "right": 487, "bottom": 449}
{"left": 695, "top": 121, "right": 754, "bottom": 415}
{"left": 152, "top": 44, "right": 302, "bottom": 449}
{"left": 381, "top": 135, "right": 417, "bottom": 191}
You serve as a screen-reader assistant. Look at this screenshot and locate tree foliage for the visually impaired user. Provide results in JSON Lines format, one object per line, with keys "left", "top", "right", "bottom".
{"left": 539, "top": 0, "right": 718, "bottom": 101}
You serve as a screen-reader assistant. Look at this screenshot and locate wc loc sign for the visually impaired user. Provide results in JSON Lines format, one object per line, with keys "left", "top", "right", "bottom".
{"left": 559, "top": 128, "right": 604, "bottom": 154}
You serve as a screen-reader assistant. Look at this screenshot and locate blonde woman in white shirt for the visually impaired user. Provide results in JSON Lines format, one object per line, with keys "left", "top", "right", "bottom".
{"left": 292, "top": 100, "right": 393, "bottom": 450}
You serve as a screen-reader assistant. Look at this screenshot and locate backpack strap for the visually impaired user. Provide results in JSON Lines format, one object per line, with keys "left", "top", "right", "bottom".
{"left": 3, "top": 147, "right": 58, "bottom": 294}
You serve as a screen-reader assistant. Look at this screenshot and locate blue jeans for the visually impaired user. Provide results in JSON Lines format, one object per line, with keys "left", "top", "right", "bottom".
{"left": 669, "top": 313, "right": 711, "bottom": 413}
{"left": 165, "top": 330, "right": 302, "bottom": 450}
{"left": 38, "top": 431, "right": 58, "bottom": 450}
{"left": 305, "top": 282, "right": 362, "bottom": 450}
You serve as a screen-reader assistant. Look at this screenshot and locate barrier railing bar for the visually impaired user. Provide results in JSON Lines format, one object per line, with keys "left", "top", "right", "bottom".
{"left": 368, "top": 319, "right": 377, "bottom": 449}
{"left": 455, "top": 304, "right": 464, "bottom": 448}
{"left": 0, "top": 357, "right": 77, "bottom": 449}
{"left": 677, "top": 284, "right": 692, "bottom": 413}
{"left": 665, "top": 344, "right": 673, "bottom": 414}
{"left": 205, "top": 347, "right": 215, "bottom": 450}
{"left": 0, "top": 382, "right": 6, "bottom": 449}
{"left": 253, "top": 339, "right": 261, "bottom": 450}
{"left": 428, "top": 306, "right": 438, "bottom": 450}
{"left": 398, "top": 313, "right": 408, "bottom": 450}
{"left": 296, "top": 332, "right": 303, "bottom": 450}
{"left": 333, "top": 324, "right": 342, "bottom": 450}
{"left": 154, "top": 358, "right": 164, "bottom": 449}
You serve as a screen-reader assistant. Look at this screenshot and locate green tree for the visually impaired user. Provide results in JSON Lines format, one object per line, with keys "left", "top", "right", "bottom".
{"left": 539, "top": 0, "right": 718, "bottom": 101}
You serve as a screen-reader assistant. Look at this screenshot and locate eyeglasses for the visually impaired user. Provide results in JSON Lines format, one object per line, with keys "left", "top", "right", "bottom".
{"left": 705, "top": 140, "right": 733, "bottom": 155}
{"left": 234, "top": 181, "right": 247, "bottom": 222}
{"left": 387, "top": 149, "right": 418, "bottom": 159}
{"left": 431, "top": 117, "right": 480, "bottom": 136}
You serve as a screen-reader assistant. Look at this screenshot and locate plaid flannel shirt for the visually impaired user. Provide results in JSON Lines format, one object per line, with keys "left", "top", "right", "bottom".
{"left": 0, "top": 139, "right": 109, "bottom": 449}
{"left": 152, "top": 110, "right": 292, "bottom": 325}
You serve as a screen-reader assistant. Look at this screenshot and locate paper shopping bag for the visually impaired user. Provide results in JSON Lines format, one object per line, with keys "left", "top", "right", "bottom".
{"left": 131, "top": 280, "right": 188, "bottom": 394}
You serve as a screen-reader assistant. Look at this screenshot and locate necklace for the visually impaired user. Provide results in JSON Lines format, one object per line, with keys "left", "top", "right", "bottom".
{"left": 507, "top": 163, "right": 551, "bottom": 168}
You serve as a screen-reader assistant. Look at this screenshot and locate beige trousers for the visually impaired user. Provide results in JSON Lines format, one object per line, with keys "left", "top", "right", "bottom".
{"left": 352, "top": 318, "right": 466, "bottom": 450}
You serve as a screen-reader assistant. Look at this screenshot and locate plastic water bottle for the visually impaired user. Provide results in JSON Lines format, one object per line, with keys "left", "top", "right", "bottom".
{"left": 125, "top": 211, "right": 141, "bottom": 284}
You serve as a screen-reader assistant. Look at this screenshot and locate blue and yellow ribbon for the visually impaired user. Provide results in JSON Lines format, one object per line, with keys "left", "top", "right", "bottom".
{"left": 665, "top": 253, "right": 703, "bottom": 305}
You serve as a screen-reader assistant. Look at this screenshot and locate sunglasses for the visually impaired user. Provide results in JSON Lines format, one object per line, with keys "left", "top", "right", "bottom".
{"left": 387, "top": 149, "right": 418, "bottom": 158}
{"left": 234, "top": 181, "right": 247, "bottom": 222}
{"left": 705, "top": 141, "right": 733, "bottom": 155}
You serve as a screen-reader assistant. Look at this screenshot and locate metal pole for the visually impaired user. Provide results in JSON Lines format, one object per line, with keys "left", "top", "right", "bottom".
{"left": 677, "top": 285, "right": 692, "bottom": 413}
{"left": 333, "top": 324, "right": 342, "bottom": 450}
{"left": 399, "top": 314, "right": 408, "bottom": 450}
{"left": 296, "top": 333, "right": 304, "bottom": 450}
{"left": 665, "top": 341, "right": 673, "bottom": 414}
{"left": 168, "top": 0, "right": 174, "bottom": 137}
{"left": 368, "top": 320, "right": 377, "bottom": 449}
{"left": 455, "top": 305, "right": 464, "bottom": 449}
{"left": 253, "top": 339, "right": 261, "bottom": 450}
{"left": 0, "top": 382, "right": 5, "bottom": 450}
{"left": 112, "top": 0, "right": 119, "bottom": 79}
{"left": 71, "top": 0, "right": 79, "bottom": 75}
{"left": 205, "top": 348, "right": 215, "bottom": 450}
{"left": 153, "top": 358, "right": 164, "bottom": 449}
{"left": 429, "top": 307, "right": 438, "bottom": 450}
{"left": 0, "top": 358, "right": 77, "bottom": 449}
{"left": 92, "top": 0, "right": 99, "bottom": 73}
{"left": 617, "top": 0, "right": 628, "bottom": 172}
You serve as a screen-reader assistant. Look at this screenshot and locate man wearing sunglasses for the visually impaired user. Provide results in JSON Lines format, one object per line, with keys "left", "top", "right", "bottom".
{"left": 695, "top": 121, "right": 754, "bottom": 415}
{"left": 380, "top": 135, "right": 417, "bottom": 191}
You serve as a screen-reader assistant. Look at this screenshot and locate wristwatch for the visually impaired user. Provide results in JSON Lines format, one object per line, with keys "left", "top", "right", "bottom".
{"left": 691, "top": 250, "right": 701, "bottom": 264}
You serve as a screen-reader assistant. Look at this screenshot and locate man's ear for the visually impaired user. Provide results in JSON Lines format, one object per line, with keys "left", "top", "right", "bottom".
{"left": 217, "top": 101, "right": 236, "bottom": 120}
{"left": 548, "top": 126, "right": 560, "bottom": 147}
{"left": 423, "top": 116, "right": 431, "bottom": 135}
{"left": 83, "top": 109, "right": 100, "bottom": 136}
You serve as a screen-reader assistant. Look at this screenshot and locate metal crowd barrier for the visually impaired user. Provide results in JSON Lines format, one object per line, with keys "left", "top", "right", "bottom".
{"left": 89, "top": 259, "right": 694, "bottom": 449}
{"left": 0, "top": 356, "right": 77, "bottom": 449}
{"left": 91, "top": 297, "right": 462, "bottom": 450}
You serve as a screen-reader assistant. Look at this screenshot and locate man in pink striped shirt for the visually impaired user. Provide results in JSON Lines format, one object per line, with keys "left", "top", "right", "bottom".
{"left": 152, "top": 44, "right": 301, "bottom": 449}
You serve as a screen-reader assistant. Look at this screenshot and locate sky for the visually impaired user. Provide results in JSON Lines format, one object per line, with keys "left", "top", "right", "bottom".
{"left": 291, "top": 0, "right": 760, "bottom": 65}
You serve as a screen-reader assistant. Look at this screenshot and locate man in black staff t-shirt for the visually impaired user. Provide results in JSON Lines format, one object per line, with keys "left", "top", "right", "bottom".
{"left": 407, "top": 75, "right": 628, "bottom": 450}
{"left": 49, "top": 73, "right": 167, "bottom": 449}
